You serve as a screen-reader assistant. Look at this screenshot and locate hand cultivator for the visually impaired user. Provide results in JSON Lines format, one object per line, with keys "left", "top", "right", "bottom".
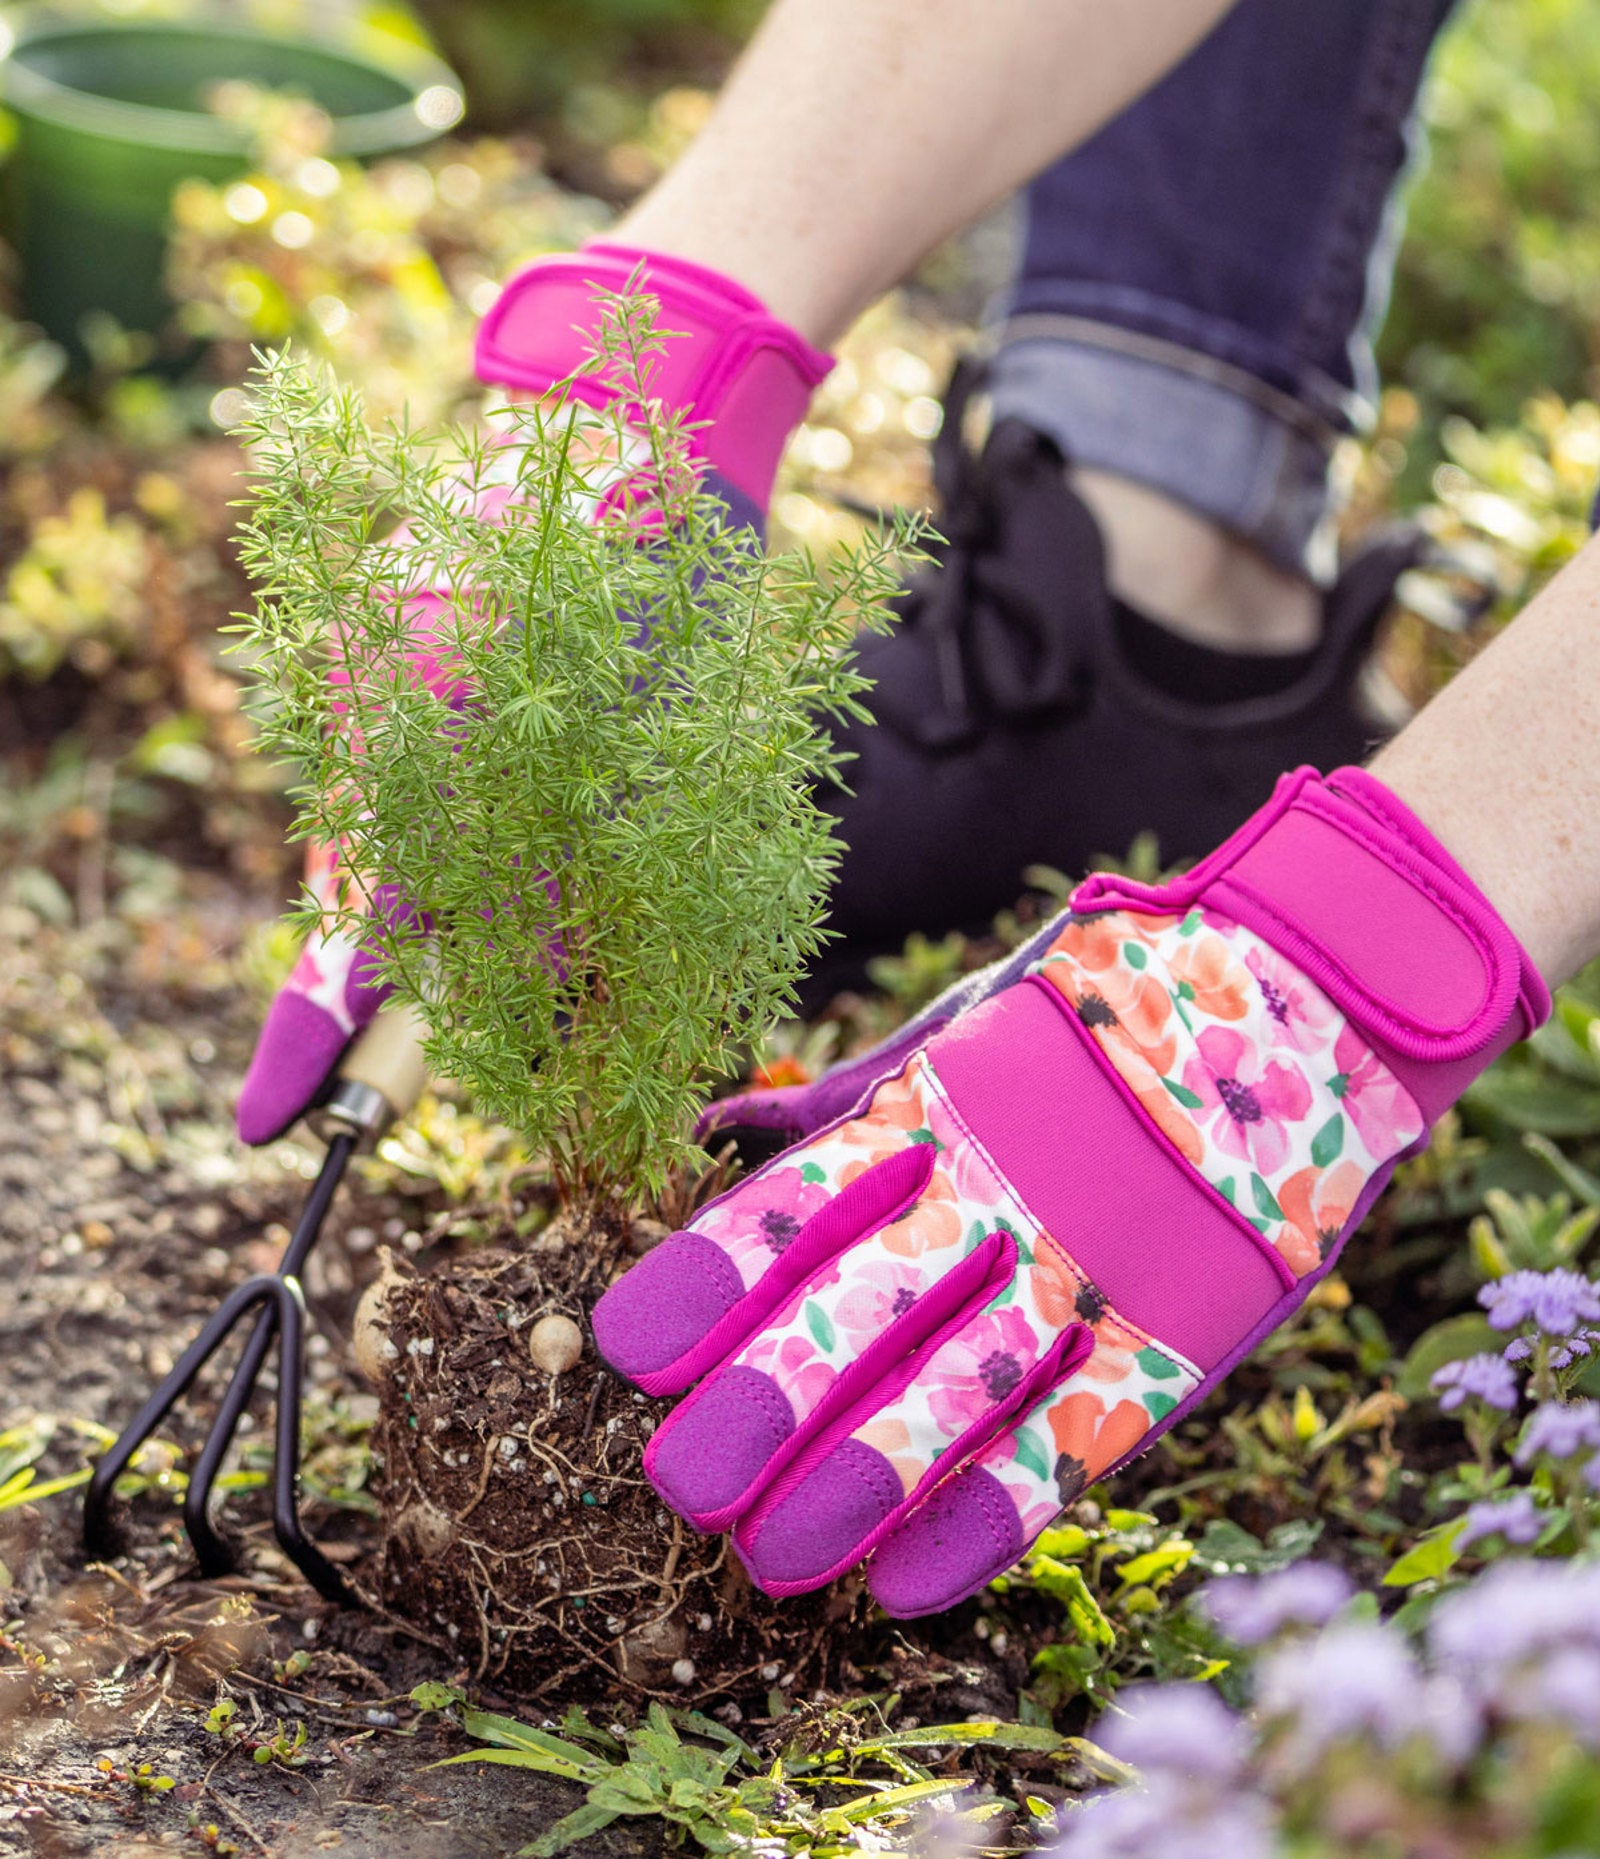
{"left": 83, "top": 1007, "right": 430, "bottom": 1604}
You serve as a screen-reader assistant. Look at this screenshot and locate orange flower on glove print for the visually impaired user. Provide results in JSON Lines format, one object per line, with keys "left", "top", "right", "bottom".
{"left": 1047, "top": 1389, "right": 1151, "bottom": 1491}
{"left": 835, "top": 1063, "right": 936, "bottom": 1185}
{"left": 876, "top": 1163, "right": 963, "bottom": 1258}
{"left": 1278, "top": 1158, "right": 1366, "bottom": 1276}
{"left": 1167, "top": 927, "right": 1252, "bottom": 1021}
{"left": 1041, "top": 924, "right": 1177, "bottom": 1070}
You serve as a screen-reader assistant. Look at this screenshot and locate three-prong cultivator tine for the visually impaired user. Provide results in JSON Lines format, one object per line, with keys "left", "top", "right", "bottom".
{"left": 83, "top": 1005, "right": 429, "bottom": 1604}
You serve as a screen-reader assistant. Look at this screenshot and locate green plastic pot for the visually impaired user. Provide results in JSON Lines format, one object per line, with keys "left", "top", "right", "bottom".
{"left": 0, "top": 15, "right": 463, "bottom": 357}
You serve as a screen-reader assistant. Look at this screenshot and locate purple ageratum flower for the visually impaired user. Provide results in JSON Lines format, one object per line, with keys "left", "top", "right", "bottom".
{"left": 1479, "top": 1268, "right": 1600, "bottom": 1338}
{"left": 1455, "top": 1490, "right": 1544, "bottom": 1552}
{"left": 1514, "top": 1399, "right": 1600, "bottom": 1467}
{"left": 1503, "top": 1326, "right": 1600, "bottom": 1367}
{"left": 1258, "top": 1622, "right": 1479, "bottom": 1771}
{"left": 1201, "top": 1562, "right": 1355, "bottom": 1647}
{"left": 1255, "top": 1622, "right": 1418, "bottom": 1761}
{"left": 1429, "top": 1560, "right": 1600, "bottom": 1684}
{"left": 1551, "top": 1329, "right": 1600, "bottom": 1369}
{"left": 1049, "top": 1772, "right": 1277, "bottom": 1859}
{"left": 1092, "top": 1683, "right": 1252, "bottom": 1782}
{"left": 1431, "top": 1353, "right": 1519, "bottom": 1413}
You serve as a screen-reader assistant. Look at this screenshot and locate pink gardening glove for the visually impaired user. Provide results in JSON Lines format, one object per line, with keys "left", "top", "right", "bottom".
{"left": 235, "top": 243, "right": 832, "bottom": 1143}
{"left": 591, "top": 767, "right": 1549, "bottom": 1615}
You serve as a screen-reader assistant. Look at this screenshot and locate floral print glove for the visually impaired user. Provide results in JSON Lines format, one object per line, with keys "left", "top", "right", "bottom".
{"left": 591, "top": 767, "right": 1550, "bottom": 1615}
{"left": 234, "top": 244, "right": 831, "bottom": 1144}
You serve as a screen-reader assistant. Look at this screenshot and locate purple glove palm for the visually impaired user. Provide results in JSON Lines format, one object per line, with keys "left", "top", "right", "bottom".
{"left": 236, "top": 244, "right": 831, "bottom": 1143}
{"left": 592, "top": 767, "right": 1548, "bottom": 1615}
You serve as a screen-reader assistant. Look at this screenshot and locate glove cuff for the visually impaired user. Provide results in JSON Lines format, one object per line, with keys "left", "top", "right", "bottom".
{"left": 473, "top": 241, "right": 834, "bottom": 513}
{"left": 1071, "top": 764, "right": 1551, "bottom": 1126}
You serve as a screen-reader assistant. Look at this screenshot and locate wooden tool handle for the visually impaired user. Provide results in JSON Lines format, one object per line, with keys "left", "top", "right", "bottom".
{"left": 338, "top": 1002, "right": 431, "bottom": 1123}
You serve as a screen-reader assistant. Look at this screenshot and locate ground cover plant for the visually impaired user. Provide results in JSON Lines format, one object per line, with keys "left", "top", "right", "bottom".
{"left": 12, "top": 2, "right": 1600, "bottom": 1853}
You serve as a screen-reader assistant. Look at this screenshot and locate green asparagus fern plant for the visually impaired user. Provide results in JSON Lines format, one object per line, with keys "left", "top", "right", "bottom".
{"left": 234, "top": 297, "right": 921, "bottom": 1202}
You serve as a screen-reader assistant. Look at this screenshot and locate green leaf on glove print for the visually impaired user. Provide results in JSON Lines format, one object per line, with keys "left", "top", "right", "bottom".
{"left": 1134, "top": 1347, "right": 1181, "bottom": 1381}
{"left": 907, "top": 1127, "right": 939, "bottom": 1146}
{"left": 1162, "top": 1077, "right": 1204, "bottom": 1110}
{"left": 805, "top": 1302, "right": 835, "bottom": 1353}
{"left": 1143, "top": 1392, "right": 1179, "bottom": 1421}
{"left": 1250, "top": 1174, "right": 1284, "bottom": 1223}
{"left": 1122, "top": 942, "right": 1147, "bottom": 969}
{"left": 1179, "top": 909, "right": 1202, "bottom": 936}
{"left": 800, "top": 1162, "right": 827, "bottom": 1185}
{"left": 1310, "top": 1113, "right": 1345, "bottom": 1168}
{"left": 1328, "top": 1071, "right": 1351, "bottom": 1100}
{"left": 1216, "top": 1178, "right": 1238, "bottom": 1205}
{"left": 1012, "top": 1428, "right": 1051, "bottom": 1483}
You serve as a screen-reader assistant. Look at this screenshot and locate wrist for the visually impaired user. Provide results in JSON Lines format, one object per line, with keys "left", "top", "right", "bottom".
{"left": 473, "top": 241, "right": 833, "bottom": 515}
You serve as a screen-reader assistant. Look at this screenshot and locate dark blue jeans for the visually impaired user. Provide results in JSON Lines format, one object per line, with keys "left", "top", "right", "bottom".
{"left": 990, "top": 0, "right": 1457, "bottom": 581}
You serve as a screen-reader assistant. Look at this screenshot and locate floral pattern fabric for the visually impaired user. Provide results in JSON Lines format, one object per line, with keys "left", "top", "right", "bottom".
{"left": 693, "top": 1049, "right": 1200, "bottom": 1544}
{"left": 1032, "top": 908, "right": 1426, "bottom": 1277}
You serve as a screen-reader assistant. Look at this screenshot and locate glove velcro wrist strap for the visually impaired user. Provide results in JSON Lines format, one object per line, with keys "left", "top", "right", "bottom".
{"left": 1071, "top": 764, "right": 1551, "bottom": 1125}
{"left": 472, "top": 242, "right": 833, "bottom": 510}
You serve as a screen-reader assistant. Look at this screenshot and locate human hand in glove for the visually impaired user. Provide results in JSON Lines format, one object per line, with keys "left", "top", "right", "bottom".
{"left": 234, "top": 243, "right": 831, "bottom": 1145}
{"left": 591, "top": 766, "right": 1548, "bottom": 1615}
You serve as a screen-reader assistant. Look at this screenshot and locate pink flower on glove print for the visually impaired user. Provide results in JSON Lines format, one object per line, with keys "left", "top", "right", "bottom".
{"left": 1246, "top": 945, "right": 1336, "bottom": 1054}
{"left": 741, "top": 1165, "right": 833, "bottom": 1258}
{"left": 833, "top": 1260, "right": 928, "bottom": 1350}
{"left": 745, "top": 1333, "right": 836, "bottom": 1418}
{"left": 1331, "top": 1024, "right": 1422, "bottom": 1157}
{"left": 1182, "top": 1025, "right": 1312, "bottom": 1176}
{"left": 926, "top": 1307, "right": 1041, "bottom": 1435}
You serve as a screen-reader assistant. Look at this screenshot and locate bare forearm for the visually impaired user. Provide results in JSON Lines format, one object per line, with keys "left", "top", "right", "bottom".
{"left": 615, "top": 0, "right": 1236, "bottom": 345}
{"left": 1374, "top": 532, "right": 1600, "bottom": 989}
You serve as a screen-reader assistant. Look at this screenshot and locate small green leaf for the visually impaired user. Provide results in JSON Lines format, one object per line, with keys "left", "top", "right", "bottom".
{"left": 1310, "top": 1113, "right": 1345, "bottom": 1168}
{"left": 1328, "top": 1071, "right": 1351, "bottom": 1099}
{"left": 1162, "top": 1077, "right": 1204, "bottom": 1109}
{"left": 800, "top": 1162, "right": 826, "bottom": 1185}
{"left": 1134, "top": 1346, "right": 1182, "bottom": 1381}
{"left": 805, "top": 1302, "right": 836, "bottom": 1353}
{"left": 1216, "top": 1177, "right": 1238, "bottom": 1205}
{"left": 1012, "top": 1427, "right": 1051, "bottom": 1483}
{"left": 1250, "top": 1173, "right": 1284, "bottom": 1223}
{"left": 1143, "top": 1392, "right": 1178, "bottom": 1421}
{"left": 1383, "top": 1517, "right": 1467, "bottom": 1587}
{"left": 1122, "top": 942, "right": 1147, "bottom": 969}
{"left": 907, "top": 1127, "right": 939, "bottom": 1145}
{"left": 1179, "top": 909, "right": 1202, "bottom": 936}
{"left": 1115, "top": 1540, "right": 1194, "bottom": 1587}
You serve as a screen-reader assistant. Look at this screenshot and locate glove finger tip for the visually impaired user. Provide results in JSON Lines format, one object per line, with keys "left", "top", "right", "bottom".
{"left": 736, "top": 1439, "right": 902, "bottom": 1596}
{"left": 236, "top": 996, "right": 356, "bottom": 1145}
{"left": 868, "top": 1466, "right": 1025, "bottom": 1618}
{"left": 645, "top": 1365, "right": 795, "bottom": 1527}
{"left": 590, "top": 1229, "right": 745, "bottom": 1392}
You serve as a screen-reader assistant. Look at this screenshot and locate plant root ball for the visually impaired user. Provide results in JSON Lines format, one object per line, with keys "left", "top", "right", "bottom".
{"left": 527, "top": 1313, "right": 583, "bottom": 1375}
{"left": 370, "top": 1234, "right": 866, "bottom": 1705}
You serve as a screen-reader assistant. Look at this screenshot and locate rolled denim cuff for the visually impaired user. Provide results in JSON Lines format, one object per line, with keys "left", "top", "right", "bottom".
{"left": 990, "top": 316, "right": 1348, "bottom": 584}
